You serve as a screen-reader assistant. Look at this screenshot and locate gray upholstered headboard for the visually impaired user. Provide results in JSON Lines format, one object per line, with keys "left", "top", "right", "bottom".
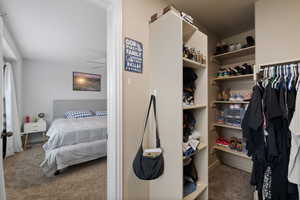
{"left": 53, "top": 99, "right": 107, "bottom": 119}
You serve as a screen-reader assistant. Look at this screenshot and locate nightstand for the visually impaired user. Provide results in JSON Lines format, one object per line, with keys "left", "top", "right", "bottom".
{"left": 23, "top": 120, "right": 47, "bottom": 149}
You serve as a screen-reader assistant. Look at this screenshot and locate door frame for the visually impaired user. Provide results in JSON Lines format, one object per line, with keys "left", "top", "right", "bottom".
{"left": 104, "top": 0, "right": 123, "bottom": 199}
{"left": 0, "top": 17, "right": 7, "bottom": 200}
{"left": 0, "top": 0, "right": 123, "bottom": 199}
{"left": 92, "top": 0, "right": 123, "bottom": 199}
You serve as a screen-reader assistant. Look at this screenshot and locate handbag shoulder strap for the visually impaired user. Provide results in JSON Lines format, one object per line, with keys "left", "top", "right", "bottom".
{"left": 141, "top": 95, "right": 161, "bottom": 148}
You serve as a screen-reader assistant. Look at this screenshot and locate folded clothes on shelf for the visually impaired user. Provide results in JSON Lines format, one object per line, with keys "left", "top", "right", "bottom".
{"left": 183, "top": 68, "right": 198, "bottom": 106}
{"left": 183, "top": 181, "right": 196, "bottom": 197}
{"left": 183, "top": 110, "right": 196, "bottom": 142}
{"left": 189, "top": 130, "right": 201, "bottom": 140}
{"left": 183, "top": 138, "right": 200, "bottom": 157}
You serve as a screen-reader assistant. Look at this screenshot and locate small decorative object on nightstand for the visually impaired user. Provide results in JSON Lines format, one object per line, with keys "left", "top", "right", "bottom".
{"left": 23, "top": 119, "right": 47, "bottom": 149}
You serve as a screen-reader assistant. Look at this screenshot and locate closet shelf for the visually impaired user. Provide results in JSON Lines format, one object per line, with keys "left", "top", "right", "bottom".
{"left": 182, "top": 20, "right": 198, "bottom": 43}
{"left": 183, "top": 104, "right": 206, "bottom": 110}
{"left": 183, "top": 58, "right": 206, "bottom": 69}
{"left": 213, "top": 101, "right": 249, "bottom": 104}
{"left": 213, "top": 123, "right": 242, "bottom": 130}
{"left": 213, "top": 145, "right": 251, "bottom": 160}
{"left": 183, "top": 181, "right": 207, "bottom": 200}
{"left": 183, "top": 143, "right": 207, "bottom": 160}
{"left": 213, "top": 74, "right": 254, "bottom": 81}
{"left": 212, "top": 46, "right": 255, "bottom": 61}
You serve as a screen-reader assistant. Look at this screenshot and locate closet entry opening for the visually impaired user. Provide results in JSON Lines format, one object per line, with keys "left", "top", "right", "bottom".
{"left": 150, "top": 1, "right": 257, "bottom": 200}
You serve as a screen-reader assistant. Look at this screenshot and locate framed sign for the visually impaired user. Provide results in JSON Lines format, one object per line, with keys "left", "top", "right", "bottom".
{"left": 124, "top": 37, "right": 143, "bottom": 73}
{"left": 73, "top": 72, "right": 101, "bottom": 92}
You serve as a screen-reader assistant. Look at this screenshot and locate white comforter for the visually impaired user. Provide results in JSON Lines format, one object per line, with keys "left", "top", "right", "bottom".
{"left": 43, "top": 116, "right": 107, "bottom": 151}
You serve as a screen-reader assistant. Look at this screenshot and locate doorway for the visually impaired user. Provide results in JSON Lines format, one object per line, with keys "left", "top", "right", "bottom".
{"left": 0, "top": 0, "right": 122, "bottom": 199}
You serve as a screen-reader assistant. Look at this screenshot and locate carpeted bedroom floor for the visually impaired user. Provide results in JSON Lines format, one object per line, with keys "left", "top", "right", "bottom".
{"left": 209, "top": 164, "right": 253, "bottom": 200}
{"left": 4, "top": 144, "right": 107, "bottom": 200}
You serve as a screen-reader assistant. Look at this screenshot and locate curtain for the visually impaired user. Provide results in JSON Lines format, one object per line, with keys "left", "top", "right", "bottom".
{"left": 4, "top": 63, "right": 23, "bottom": 156}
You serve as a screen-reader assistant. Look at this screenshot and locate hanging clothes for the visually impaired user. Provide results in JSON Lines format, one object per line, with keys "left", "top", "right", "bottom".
{"left": 288, "top": 87, "right": 300, "bottom": 198}
{"left": 3, "top": 63, "right": 23, "bottom": 157}
{"left": 242, "top": 64, "right": 300, "bottom": 200}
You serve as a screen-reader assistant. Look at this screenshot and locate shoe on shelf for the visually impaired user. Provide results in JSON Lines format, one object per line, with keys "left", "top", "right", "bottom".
{"left": 222, "top": 89, "right": 231, "bottom": 101}
{"left": 234, "top": 66, "right": 243, "bottom": 75}
{"left": 243, "top": 92, "right": 252, "bottom": 101}
{"left": 242, "top": 63, "right": 253, "bottom": 74}
{"left": 229, "top": 137, "right": 238, "bottom": 150}
{"left": 235, "top": 93, "right": 244, "bottom": 101}
{"left": 236, "top": 139, "right": 243, "bottom": 152}
{"left": 229, "top": 94, "right": 238, "bottom": 101}
{"left": 229, "top": 44, "right": 235, "bottom": 52}
{"left": 229, "top": 67, "right": 238, "bottom": 76}
{"left": 223, "top": 69, "right": 230, "bottom": 77}
{"left": 235, "top": 43, "right": 242, "bottom": 50}
{"left": 216, "top": 138, "right": 229, "bottom": 147}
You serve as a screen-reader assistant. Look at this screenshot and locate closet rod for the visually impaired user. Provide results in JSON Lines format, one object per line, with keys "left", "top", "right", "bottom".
{"left": 260, "top": 59, "right": 300, "bottom": 68}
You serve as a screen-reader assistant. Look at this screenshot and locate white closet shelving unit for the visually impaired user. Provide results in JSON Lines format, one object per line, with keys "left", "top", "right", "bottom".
{"left": 149, "top": 11, "right": 208, "bottom": 200}
{"left": 211, "top": 44, "right": 255, "bottom": 173}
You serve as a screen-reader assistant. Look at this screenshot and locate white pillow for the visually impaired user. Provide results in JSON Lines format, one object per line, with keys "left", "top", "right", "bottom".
{"left": 64, "top": 111, "right": 94, "bottom": 119}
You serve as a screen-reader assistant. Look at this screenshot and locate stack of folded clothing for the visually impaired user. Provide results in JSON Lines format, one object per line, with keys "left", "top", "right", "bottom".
{"left": 181, "top": 12, "right": 193, "bottom": 24}
{"left": 183, "top": 110, "right": 196, "bottom": 142}
{"left": 183, "top": 138, "right": 200, "bottom": 158}
{"left": 183, "top": 68, "right": 198, "bottom": 106}
{"left": 183, "top": 160, "right": 198, "bottom": 197}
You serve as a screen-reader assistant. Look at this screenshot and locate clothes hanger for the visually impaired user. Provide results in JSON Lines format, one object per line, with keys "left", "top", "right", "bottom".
{"left": 297, "top": 63, "right": 300, "bottom": 90}
{"left": 276, "top": 65, "right": 284, "bottom": 89}
{"left": 295, "top": 63, "right": 299, "bottom": 89}
{"left": 288, "top": 64, "right": 293, "bottom": 90}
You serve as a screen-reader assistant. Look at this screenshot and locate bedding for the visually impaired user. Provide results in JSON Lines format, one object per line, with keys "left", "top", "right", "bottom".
{"left": 43, "top": 116, "right": 107, "bottom": 151}
{"left": 41, "top": 116, "right": 107, "bottom": 176}
{"left": 41, "top": 139, "right": 107, "bottom": 176}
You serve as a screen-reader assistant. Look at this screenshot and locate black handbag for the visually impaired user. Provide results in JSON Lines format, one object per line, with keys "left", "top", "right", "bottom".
{"left": 133, "top": 95, "right": 164, "bottom": 180}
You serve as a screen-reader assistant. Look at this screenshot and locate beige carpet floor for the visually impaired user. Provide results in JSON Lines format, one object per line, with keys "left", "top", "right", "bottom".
{"left": 209, "top": 164, "right": 253, "bottom": 200}
{"left": 4, "top": 144, "right": 107, "bottom": 200}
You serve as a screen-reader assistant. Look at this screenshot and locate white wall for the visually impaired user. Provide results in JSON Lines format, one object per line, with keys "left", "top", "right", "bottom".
{"left": 221, "top": 29, "right": 255, "bottom": 46}
{"left": 22, "top": 59, "right": 107, "bottom": 121}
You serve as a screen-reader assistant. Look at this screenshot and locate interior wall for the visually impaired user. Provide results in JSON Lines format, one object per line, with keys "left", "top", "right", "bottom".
{"left": 255, "top": 0, "right": 300, "bottom": 64}
{"left": 221, "top": 29, "right": 255, "bottom": 46}
{"left": 122, "top": 0, "right": 168, "bottom": 199}
{"left": 22, "top": 59, "right": 107, "bottom": 122}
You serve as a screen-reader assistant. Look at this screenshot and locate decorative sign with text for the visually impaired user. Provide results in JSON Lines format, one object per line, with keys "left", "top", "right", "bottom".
{"left": 125, "top": 37, "right": 143, "bottom": 73}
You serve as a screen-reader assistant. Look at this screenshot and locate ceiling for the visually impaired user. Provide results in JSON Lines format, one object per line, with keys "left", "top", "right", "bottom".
{"left": 167, "top": 0, "right": 256, "bottom": 39}
{"left": 0, "top": 0, "right": 107, "bottom": 65}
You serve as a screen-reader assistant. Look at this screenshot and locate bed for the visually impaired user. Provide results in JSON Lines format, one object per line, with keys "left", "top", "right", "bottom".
{"left": 40, "top": 99, "right": 107, "bottom": 176}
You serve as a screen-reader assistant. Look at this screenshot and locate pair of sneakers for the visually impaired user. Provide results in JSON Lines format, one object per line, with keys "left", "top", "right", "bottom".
{"left": 216, "top": 138, "right": 229, "bottom": 147}
{"left": 229, "top": 137, "right": 243, "bottom": 152}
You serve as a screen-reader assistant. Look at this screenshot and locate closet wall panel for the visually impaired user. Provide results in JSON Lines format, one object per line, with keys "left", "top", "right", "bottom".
{"left": 149, "top": 12, "right": 183, "bottom": 200}
{"left": 256, "top": 0, "right": 300, "bottom": 64}
{"left": 122, "top": 0, "right": 168, "bottom": 199}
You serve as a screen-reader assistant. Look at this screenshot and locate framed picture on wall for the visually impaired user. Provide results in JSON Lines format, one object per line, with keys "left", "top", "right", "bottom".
{"left": 73, "top": 72, "right": 101, "bottom": 92}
